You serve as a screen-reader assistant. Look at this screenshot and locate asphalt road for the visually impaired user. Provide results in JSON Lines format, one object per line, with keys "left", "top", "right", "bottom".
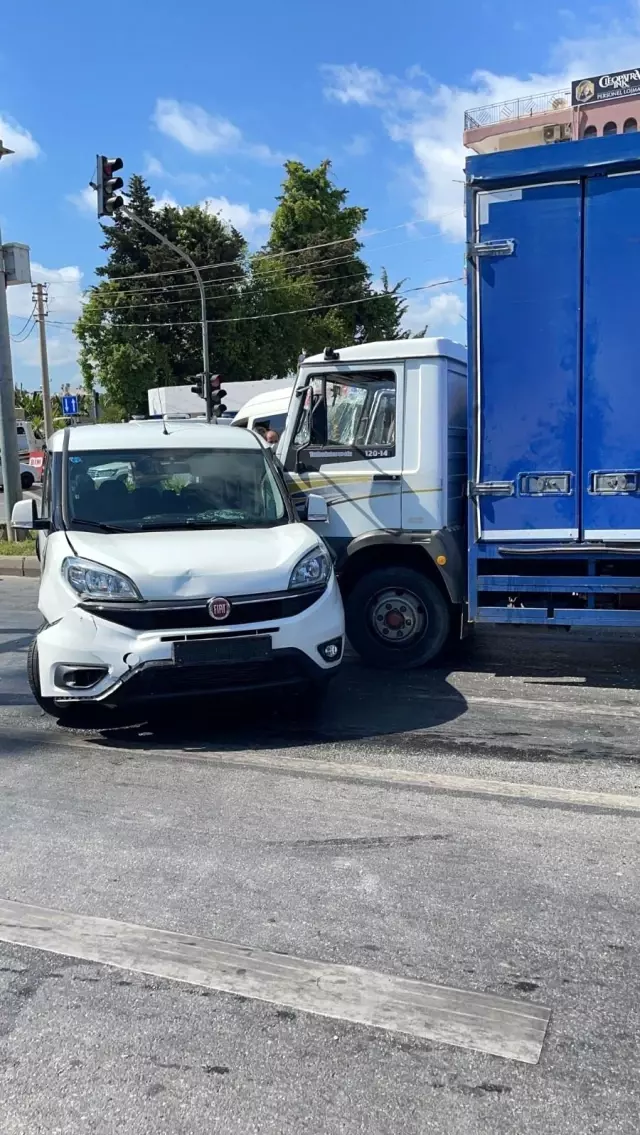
{"left": 0, "top": 577, "right": 639, "bottom": 1133}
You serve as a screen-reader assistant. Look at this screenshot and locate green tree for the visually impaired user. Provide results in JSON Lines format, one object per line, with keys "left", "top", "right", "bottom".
{"left": 262, "top": 160, "right": 406, "bottom": 354}
{"left": 76, "top": 176, "right": 252, "bottom": 414}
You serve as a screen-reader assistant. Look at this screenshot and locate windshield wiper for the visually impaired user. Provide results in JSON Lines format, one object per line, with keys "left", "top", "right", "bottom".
{"left": 139, "top": 520, "right": 255, "bottom": 530}
{"left": 71, "top": 518, "right": 133, "bottom": 534}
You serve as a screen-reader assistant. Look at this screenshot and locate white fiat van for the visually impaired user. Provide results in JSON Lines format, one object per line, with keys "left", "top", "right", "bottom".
{"left": 13, "top": 418, "right": 344, "bottom": 725}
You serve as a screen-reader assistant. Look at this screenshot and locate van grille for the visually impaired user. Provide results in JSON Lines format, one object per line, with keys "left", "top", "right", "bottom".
{"left": 80, "top": 586, "right": 325, "bottom": 632}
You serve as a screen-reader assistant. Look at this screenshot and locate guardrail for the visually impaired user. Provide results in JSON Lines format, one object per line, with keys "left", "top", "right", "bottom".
{"left": 464, "top": 90, "right": 571, "bottom": 131}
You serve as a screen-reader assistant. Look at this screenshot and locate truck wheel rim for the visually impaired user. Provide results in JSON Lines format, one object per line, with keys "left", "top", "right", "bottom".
{"left": 369, "top": 588, "right": 426, "bottom": 645}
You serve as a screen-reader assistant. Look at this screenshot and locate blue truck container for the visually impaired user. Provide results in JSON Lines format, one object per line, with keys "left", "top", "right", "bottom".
{"left": 466, "top": 132, "right": 640, "bottom": 628}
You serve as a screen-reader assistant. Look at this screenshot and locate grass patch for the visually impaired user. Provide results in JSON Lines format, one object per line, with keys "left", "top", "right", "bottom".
{"left": 0, "top": 538, "right": 36, "bottom": 556}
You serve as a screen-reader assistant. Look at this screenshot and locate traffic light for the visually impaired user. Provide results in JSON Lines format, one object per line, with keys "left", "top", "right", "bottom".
{"left": 210, "top": 375, "right": 227, "bottom": 419}
{"left": 96, "top": 155, "right": 124, "bottom": 217}
{"left": 190, "top": 376, "right": 205, "bottom": 400}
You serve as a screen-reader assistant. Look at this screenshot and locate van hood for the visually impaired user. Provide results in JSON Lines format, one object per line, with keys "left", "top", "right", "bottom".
{"left": 67, "top": 524, "right": 321, "bottom": 601}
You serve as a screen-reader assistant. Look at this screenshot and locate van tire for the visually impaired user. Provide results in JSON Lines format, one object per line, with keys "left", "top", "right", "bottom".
{"left": 345, "top": 566, "right": 451, "bottom": 670}
{"left": 27, "top": 634, "right": 104, "bottom": 728}
{"left": 21, "top": 470, "right": 35, "bottom": 491}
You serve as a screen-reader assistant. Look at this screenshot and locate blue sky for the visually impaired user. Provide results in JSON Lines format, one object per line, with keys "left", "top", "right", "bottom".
{"left": 2, "top": 0, "right": 640, "bottom": 390}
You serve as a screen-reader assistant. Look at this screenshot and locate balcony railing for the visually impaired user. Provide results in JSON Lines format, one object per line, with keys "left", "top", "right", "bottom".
{"left": 464, "top": 90, "right": 571, "bottom": 131}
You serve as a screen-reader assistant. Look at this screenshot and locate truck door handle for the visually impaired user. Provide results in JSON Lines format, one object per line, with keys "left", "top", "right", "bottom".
{"left": 469, "top": 480, "right": 515, "bottom": 497}
{"left": 373, "top": 474, "right": 401, "bottom": 482}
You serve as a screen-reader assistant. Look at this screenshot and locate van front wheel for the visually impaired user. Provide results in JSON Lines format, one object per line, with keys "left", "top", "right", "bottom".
{"left": 27, "top": 636, "right": 105, "bottom": 728}
{"left": 345, "top": 566, "right": 451, "bottom": 670}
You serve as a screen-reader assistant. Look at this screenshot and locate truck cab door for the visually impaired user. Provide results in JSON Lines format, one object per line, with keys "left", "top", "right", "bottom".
{"left": 279, "top": 365, "right": 403, "bottom": 555}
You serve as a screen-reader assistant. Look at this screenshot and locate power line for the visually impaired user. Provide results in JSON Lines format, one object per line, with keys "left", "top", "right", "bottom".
{"left": 10, "top": 305, "right": 37, "bottom": 340}
{"left": 50, "top": 277, "right": 464, "bottom": 331}
{"left": 11, "top": 320, "right": 37, "bottom": 344}
{"left": 92, "top": 267, "right": 381, "bottom": 313}
{"left": 63, "top": 231, "right": 445, "bottom": 309}
{"left": 53, "top": 211, "right": 461, "bottom": 289}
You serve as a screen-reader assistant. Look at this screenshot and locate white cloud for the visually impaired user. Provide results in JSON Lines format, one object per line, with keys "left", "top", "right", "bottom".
{"left": 12, "top": 330, "right": 78, "bottom": 371}
{"left": 403, "top": 288, "right": 466, "bottom": 339}
{"left": 9, "top": 264, "right": 82, "bottom": 379}
{"left": 153, "top": 191, "right": 180, "bottom": 210}
{"left": 0, "top": 112, "right": 40, "bottom": 167}
{"left": 344, "top": 133, "right": 371, "bottom": 157}
{"left": 145, "top": 153, "right": 167, "bottom": 177}
{"left": 323, "top": 64, "right": 388, "bottom": 106}
{"left": 323, "top": 10, "right": 640, "bottom": 241}
{"left": 200, "top": 195, "right": 272, "bottom": 238}
{"left": 7, "top": 263, "right": 84, "bottom": 321}
{"left": 153, "top": 99, "right": 285, "bottom": 164}
{"left": 67, "top": 185, "right": 96, "bottom": 215}
{"left": 144, "top": 152, "right": 210, "bottom": 191}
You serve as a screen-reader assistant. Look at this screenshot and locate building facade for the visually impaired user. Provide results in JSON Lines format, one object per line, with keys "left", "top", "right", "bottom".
{"left": 464, "top": 68, "right": 640, "bottom": 154}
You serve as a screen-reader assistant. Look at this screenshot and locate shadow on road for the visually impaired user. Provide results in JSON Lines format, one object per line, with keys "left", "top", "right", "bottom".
{"left": 86, "top": 656, "right": 469, "bottom": 754}
{"left": 456, "top": 626, "right": 640, "bottom": 690}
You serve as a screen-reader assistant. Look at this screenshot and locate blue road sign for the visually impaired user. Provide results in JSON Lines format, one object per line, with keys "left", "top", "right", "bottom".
{"left": 62, "top": 395, "right": 79, "bottom": 416}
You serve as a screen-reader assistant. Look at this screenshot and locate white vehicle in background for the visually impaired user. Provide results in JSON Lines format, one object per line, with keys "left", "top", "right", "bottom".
{"left": 0, "top": 460, "right": 36, "bottom": 491}
{"left": 232, "top": 387, "right": 293, "bottom": 438}
{"left": 13, "top": 418, "right": 344, "bottom": 726}
{"left": 16, "top": 419, "right": 37, "bottom": 457}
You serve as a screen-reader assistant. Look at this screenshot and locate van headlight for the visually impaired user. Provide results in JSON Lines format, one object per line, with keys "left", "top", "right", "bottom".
{"left": 289, "top": 546, "right": 331, "bottom": 590}
{"left": 63, "top": 557, "right": 140, "bottom": 601}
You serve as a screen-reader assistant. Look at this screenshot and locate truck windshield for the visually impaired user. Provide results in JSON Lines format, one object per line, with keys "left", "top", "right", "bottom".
{"left": 66, "top": 447, "right": 288, "bottom": 531}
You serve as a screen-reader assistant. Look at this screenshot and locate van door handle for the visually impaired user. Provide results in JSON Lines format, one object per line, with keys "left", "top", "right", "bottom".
{"left": 373, "top": 474, "right": 401, "bottom": 482}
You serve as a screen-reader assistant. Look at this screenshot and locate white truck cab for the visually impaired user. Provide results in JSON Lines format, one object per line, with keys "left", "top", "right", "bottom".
{"left": 13, "top": 418, "right": 344, "bottom": 724}
{"left": 232, "top": 387, "right": 293, "bottom": 438}
{"left": 277, "top": 338, "right": 467, "bottom": 669}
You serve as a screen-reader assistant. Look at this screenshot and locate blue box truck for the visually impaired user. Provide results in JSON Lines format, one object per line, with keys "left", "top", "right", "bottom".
{"left": 466, "top": 131, "right": 640, "bottom": 630}
{"left": 275, "top": 132, "right": 640, "bottom": 667}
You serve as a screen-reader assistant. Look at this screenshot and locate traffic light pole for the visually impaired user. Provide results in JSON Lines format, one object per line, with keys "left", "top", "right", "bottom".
{"left": 118, "top": 206, "right": 212, "bottom": 422}
{"left": 0, "top": 231, "right": 22, "bottom": 539}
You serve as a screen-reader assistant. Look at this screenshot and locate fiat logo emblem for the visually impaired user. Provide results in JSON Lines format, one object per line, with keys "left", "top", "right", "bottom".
{"left": 208, "top": 597, "right": 231, "bottom": 621}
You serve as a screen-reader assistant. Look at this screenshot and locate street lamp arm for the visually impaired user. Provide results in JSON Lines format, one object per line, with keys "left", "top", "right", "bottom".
{"left": 118, "top": 205, "right": 212, "bottom": 421}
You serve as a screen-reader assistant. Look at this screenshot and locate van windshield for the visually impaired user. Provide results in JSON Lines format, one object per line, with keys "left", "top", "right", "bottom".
{"left": 66, "top": 447, "right": 288, "bottom": 532}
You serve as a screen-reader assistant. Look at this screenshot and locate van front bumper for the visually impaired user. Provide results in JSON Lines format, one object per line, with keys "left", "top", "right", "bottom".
{"left": 37, "top": 577, "right": 344, "bottom": 704}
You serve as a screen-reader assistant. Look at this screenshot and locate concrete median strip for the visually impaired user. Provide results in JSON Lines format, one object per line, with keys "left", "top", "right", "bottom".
{"left": 0, "top": 555, "right": 39, "bottom": 577}
{"left": 0, "top": 897, "right": 550, "bottom": 1063}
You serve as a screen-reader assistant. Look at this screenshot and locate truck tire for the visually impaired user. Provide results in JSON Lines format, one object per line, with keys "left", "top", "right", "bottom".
{"left": 21, "top": 470, "right": 34, "bottom": 491}
{"left": 345, "top": 566, "right": 451, "bottom": 670}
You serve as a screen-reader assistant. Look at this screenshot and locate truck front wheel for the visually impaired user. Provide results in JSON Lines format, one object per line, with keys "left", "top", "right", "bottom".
{"left": 345, "top": 566, "right": 451, "bottom": 670}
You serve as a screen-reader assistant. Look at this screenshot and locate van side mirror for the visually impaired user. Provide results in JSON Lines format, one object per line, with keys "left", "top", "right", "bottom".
{"left": 11, "top": 497, "right": 49, "bottom": 532}
{"left": 12, "top": 498, "right": 37, "bottom": 530}
{"left": 305, "top": 494, "right": 328, "bottom": 523}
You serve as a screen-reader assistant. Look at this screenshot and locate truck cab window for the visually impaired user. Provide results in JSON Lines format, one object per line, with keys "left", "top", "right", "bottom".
{"left": 294, "top": 371, "right": 396, "bottom": 457}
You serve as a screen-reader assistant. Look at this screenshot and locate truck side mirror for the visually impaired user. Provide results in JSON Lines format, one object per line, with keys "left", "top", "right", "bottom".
{"left": 305, "top": 494, "right": 328, "bottom": 523}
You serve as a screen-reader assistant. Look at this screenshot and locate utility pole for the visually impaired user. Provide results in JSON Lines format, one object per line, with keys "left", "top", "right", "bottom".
{"left": 0, "top": 138, "right": 22, "bottom": 539}
{"left": 0, "top": 230, "right": 22, "bottom": 540}
{"left": 34, "top": 283, "right": 54, "bottom": 441}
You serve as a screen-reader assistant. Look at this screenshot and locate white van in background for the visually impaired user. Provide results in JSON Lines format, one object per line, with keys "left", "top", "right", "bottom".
{"left": 16, "top": 419, "right": 38, "bottom": 456}
{"left": 233, "top": 387, "right": 293, "bottom": 439}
